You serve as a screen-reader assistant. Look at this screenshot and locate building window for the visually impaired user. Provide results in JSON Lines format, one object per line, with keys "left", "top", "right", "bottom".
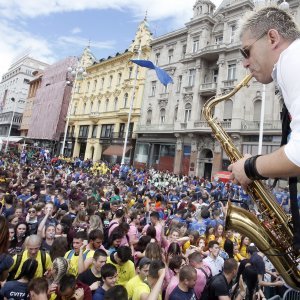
{"left": 119, "top": 123, "right": 125, "bottom": 138}
{"left": 146, "top": 109, "right": 152, "bottom": 125}
{"left": 90, "top": 101, "right": 93, "bottom": 113}
{"left": 92, "top": 125, "right": 98, "bottom": 138}
{"left": 117, "top": 73, "right": 122, "bottom": 85}
{"left": 155, "top": 53, "right": 160, "bottom": 65}
{"left": 73, "top": 103, "right": 77, "bottom": 115}
{"left": 97, "top": 100, "right": 101, "bottom": 112}
{"left": 188, "top": 69, "right": 196, "bottom": 86}
{"left": 79, "top": 125, "right": 89, "bottom": 138}
{"left": 100, "top": 78, "right": 104, "bottom": 89}
{"left": 109, "top": 75, "right": 113, "bottom": 87}
{"left": 101, "top": 124, "right": 114, "bottom": 138}
{"left": 76, "top": 83, "right": 81, "bottom": 93}
{"left": 114, "top": 97, "right": 118, "bottom": 111}
{"left": 174, "top": 106, "right": 178, "bottom": 122}
{"left": 168, "top": 49, "right": 174, "bottom": 64}
{"left": 253, "top": 100, "right": 261, "bottom": 121}
{"left": 93, "top": 80, "right": 97, "bottom": 91}
{"left": 162, "top": 84, "right": 168, "bottom": 94}
{"left": 184, "top": 103, "right": 192, "bottom": 122}
{"left": 83, "top": 103, "right": 87, "bottom": 114}
{"left": 124, "top": 93, "right": 128, "bottom": 108}
{"left": 128, "top": 67, "right": 133, "bottom": 79}
{"left": 230, "top": 24, "right": 237, "bottom": 43}
{"left": 105, "top": 99, "right": 109, "bottom": 112}
{"left": 213, "top": 69, "right": 218, "bottom": 83}
{"left": 193, "top": 39, "right": 199, "bottom": 53}
{"left": 215, "top": 36, "right": 223, "bottom": 45}
{"left": 182, "top": 45, "right": 187, "bottom": 58}
{"left": 150, "top": 81, "right": 156, "bottom": 97}
{"left": 160, "top": 108, "right": 166, "bottom": 124}
{"left": 223, "top": 100, "right": 233, "bottom": 121}
{"left": 227, "top": 63, "right": 236, "bottom": 80}
{"left": 86, "top": 82, "right": 90, "bottom": 93}
{"left": 177, "top": 75, "right": 182, "bottom": 92}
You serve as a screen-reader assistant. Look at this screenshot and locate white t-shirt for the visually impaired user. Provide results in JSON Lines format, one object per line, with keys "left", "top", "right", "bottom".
{"left": 203, "top": 255, "right": 224, "bottom": 276}
{"left": 273, "top": 39, "right": 300, "bottom": 166}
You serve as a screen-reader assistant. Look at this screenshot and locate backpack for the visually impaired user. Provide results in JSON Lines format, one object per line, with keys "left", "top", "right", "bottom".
{"left": 199, "top": 271, "right": 218, "bottom": 300}
{"left": 66, "top": 249, "right": 91, "bottom": 260}
{"left": 103, "top": 221, "right": 118, "bottom": 249}
{"left": 8, "top": 250, "right": 46, "bottom": 281}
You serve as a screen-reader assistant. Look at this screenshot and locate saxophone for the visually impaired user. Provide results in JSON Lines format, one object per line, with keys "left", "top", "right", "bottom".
{"left": 202, "top": 74, "right": 300, "bottom": 289}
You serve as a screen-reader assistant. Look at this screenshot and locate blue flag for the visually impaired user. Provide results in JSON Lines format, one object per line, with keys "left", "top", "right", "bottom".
{"left": 131, "top": 60, "right": 173, "bottom": 86}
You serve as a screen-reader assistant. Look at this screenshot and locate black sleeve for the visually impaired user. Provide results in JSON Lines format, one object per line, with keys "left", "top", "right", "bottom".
{"left": 211, "top": 278, "right": 230, "bottom": 297}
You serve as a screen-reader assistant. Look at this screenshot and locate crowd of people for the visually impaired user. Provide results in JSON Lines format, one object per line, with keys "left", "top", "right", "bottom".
{"left": 0, "top": 144, "right": 291, "bottom": 300}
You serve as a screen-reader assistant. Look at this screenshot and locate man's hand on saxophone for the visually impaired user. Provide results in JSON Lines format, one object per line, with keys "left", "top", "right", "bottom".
{"left": 228, "top": 154, "right": 252, "bottom": 190}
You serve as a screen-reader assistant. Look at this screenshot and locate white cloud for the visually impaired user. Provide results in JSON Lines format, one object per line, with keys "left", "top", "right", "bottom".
{"left": 0, "top": 0, "right": 223, "bottom": 25}
{"left": 0, "top": 20, "right": 55, "bottom": 77}
{"left": 71, "top": 27, "right": 82, "bottom": 34}
{"left": 58, "top": 35, "right": 116, "bottom": 49}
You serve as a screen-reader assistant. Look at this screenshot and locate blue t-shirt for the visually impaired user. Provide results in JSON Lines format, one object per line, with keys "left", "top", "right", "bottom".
{"left": 1, "top": 281, "right": 28, "bottom": 300}
{"left": 169, "top": 286, "right": 196, "bottom": 300}
{"left": 93, "top": 286, "right": 106, "bottom": 300}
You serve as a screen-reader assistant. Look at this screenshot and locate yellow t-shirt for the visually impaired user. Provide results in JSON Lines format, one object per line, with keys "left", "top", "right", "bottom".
{"left": 10, "top": 250, "right": 52, "bottom": 279}
{"left": 64, "top": 249, "right": 95, "bottom": 277}
{"left": 240, "top": 245, "right": 250, "bottom": 259}
{"left": 182, "top": 240, "right": 190, "bottom": 254}
{"left": 126, "top": 275, "right": 150, "bottom": 300}
{"left": 107, "top": 256, "right": 135, "bottom": 286}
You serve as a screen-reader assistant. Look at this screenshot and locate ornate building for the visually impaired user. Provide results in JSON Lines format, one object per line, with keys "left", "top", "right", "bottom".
{"left": 68, "top": 18, "right": 152, "bottom": 162}
{"left": 134, "top": 0, "right": 300, "bottom": 178}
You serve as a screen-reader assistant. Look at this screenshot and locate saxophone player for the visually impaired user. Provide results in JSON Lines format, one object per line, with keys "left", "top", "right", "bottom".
{"left": 228, "top": 7, "right": 300, "bottom": 194}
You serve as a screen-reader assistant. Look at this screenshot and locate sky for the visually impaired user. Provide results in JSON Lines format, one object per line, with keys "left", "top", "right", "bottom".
{"left": 0, "top": 0, "right": 223, "bottom": 78}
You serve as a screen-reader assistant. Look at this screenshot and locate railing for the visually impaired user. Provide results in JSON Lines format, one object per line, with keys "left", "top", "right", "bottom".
{"left": 223, "top": 79, "right": 236, "bottom": 88}
{"left": 200, "top": 82, "right": 217, "bottom": 90}
{"left": 241, "top": 120, "right": 281, "bottom": 131}
{"left": 183, "top": 86, "right": 193, "bottom": 93}
{"left": 194, "top": 120, "right": 232, "bottom": 129}
{"left": 100, "top": 131, "right": 133, "bottom": 140}
{"left": 0, "top": 112, "right": 23, "bottom": 125}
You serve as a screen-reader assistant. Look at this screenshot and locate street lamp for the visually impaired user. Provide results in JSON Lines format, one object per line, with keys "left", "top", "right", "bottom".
{"left": 61, "top": 60, "right": 87, "bottom": 156}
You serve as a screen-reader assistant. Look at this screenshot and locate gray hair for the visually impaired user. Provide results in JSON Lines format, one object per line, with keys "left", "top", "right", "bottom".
{"left": 240, "top": 6, "right": 300, "bottom": 41}
{"left": 26, "top": 234, "right": 42, "bottom": 246}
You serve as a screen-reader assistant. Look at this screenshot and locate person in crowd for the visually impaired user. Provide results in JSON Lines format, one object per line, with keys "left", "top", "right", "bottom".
{"left": 9, "top": 234, "right": 52, "bottom": 279}
{"left": 93, "top": 263, "right": 118, "bottom": 300}
{"left": 169, "top": 265, "right": 197, "bottom": 300}
{"left": 58, "top": 273, "right": 92, "bottom": 300}
{"left": 203, "top": 240, "right": 224, "bottom": 276}
{"left": 1, "top": 258, "right": 38, "bottom": 300}
{"left": 103, "top": 285, "right": 128, "bottom": 300}
{"left": 28, "top": 277, "right": 49, "bottom": 300}
{"left": 78, "top": 249, "right": 107, "bottom": 291}
{"left": 106, "top": 246, "right": 135, "bottom": 286}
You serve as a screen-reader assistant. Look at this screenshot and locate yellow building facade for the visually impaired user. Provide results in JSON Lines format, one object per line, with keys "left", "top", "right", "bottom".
{"left": 68, "top": 19, "right": 152, "bottom": 163}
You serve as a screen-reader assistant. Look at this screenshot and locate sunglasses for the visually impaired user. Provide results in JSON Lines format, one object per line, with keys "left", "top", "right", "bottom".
{"left": 239, "top": 32, "right": 266, "bottom": 59}
{"left": 29, "top": 210, "right": 36, "bottom": 213}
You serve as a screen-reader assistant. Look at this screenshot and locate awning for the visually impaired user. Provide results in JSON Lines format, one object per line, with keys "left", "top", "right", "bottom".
{"left": 0, "top": 137, "right": 24, "bottom": 144}
{"left": 102, "top": 145, "right": 132, "bottom": 156}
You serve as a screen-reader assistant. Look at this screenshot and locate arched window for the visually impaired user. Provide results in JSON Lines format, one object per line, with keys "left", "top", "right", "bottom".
{"left": 124, "top": 93, "right": 128, "bottom": 108}
{"left": 93, "top": 80, "right": 97, "bottom": 91}
{"left": 86, "top": 82, "right": 90, "bottom": 93}
{"left": 114, "top": 97, "right": 118, "bottom": 111}
{"left": 160, "top": 108, "right": 166, "bottom": 124}
{"left": 146, "top": 109, "right": 152, "bottom": 125}
{"left": 97, "top": 100, "right": 101, "bottom": 112}
{"left": 105, "top": 99, "right": 109, "bottom": 112}
{"left": 83, "top": 103, "right": 87, "bottom": 114}
{"left": 174, "top": 106, "right": 178, "bottom": 122}
{"left": 253, "top": 100, "right": 261, "bottom": 121}
{"left": 90, "top": 101, "right": 94, "bottom": 113}
{"left": 184, "top": 103, "right": 192, "bottom": 122}
{"left": 224, "top": 99, "right": 233, "bottom": 121}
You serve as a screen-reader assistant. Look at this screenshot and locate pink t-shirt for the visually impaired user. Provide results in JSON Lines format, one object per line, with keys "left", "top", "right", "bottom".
{"left": 108, "top": 220, "right": 119, "bottom": 236}
{"left": 143, "top": 223, "right": 162, "bottom": 245}
{"left": 165, "top": 275, "right": 179, "bottom": 300}
{"left": 194, "top": 264, "right": 211, "bottom": 299}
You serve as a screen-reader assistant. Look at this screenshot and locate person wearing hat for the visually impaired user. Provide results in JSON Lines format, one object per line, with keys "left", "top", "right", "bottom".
{"left": 125, "top": 257, "right": 151, "bottom": 300}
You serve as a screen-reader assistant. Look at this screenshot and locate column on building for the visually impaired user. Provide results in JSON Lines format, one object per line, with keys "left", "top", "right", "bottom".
{"left": 188, "top": 133, "right": 198, "bottom": 177}
{"left": 173, "top": 134, "right": 183, "bottom": 174}
{"left": 72, "top": 125, "right": 80, "bottom": 157}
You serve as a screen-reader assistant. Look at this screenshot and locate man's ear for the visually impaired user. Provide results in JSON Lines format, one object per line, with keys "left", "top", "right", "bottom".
{"left": 267, "top": 29, "right": 281, "bottom": 49}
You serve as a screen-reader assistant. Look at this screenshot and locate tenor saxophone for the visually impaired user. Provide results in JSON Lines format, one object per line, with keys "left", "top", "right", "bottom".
{"left": 202, "top": 74, "right": 300, "bottom": 289}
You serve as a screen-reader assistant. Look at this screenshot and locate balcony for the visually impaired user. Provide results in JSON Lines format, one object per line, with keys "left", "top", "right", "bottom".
{"left": 136, "top": 124, "right": 174, "bottom": 133}
{"left": 199, "top": 82, "right": 217, "bottom": 96}
{"left": 0, "top": 111, "right": 23, "bottom": 126}
{"left": 90, "top": 112, "right": 100, "bottom": 118}
{"left": 183, "top": 86, "right": 193, "bottom": 93}
{"left": 198, "top": 43, "right": 226, "bottom": 61}
{"left": 99, "top": 131, "right": 134, "bottom": 143}
{"left": 241, "top": 120, "right": 281, "bottom": 131}
{"left": 194, "top": 120, "right": 232, "bottom": 129}
{"left": 222, "top": 79, "right": 237, "bottom": 89}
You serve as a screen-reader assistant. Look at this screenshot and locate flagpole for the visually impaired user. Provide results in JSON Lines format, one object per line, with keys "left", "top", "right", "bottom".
{"left": 258, "top": 84, "right": 265, "bottom": 155}
{"left": 121, "top": 45, "right": 142, "bottom": 165}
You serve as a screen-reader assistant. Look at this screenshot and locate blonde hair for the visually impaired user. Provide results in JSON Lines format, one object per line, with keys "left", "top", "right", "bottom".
{"left": 88, "top": 215, "right": 103, "bottom": 234}
{"left": 52, "top": 257, "right": 69, "bottom": 284}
